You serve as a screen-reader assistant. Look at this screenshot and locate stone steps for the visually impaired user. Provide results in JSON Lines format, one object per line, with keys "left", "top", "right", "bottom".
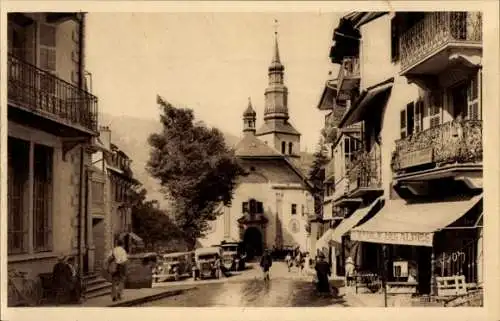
{"left": 83, "top": 272, "right": 112, "bottom": 299}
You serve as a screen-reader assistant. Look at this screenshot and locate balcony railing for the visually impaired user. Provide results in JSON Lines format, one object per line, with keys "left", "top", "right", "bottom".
{"left": 391, "top": 119, "right": 483, "bottom": 174}
{"left": 347, "top": 146, "right": 382, "bottom": 194}
{"left": 400, "top": 12, "right": 482, "bottom": 72}
{"left": 8, "top": 54, "right": 98, "bottom": 133}
{"left": 337, "top": 57, "right": 360, "bottom": 90}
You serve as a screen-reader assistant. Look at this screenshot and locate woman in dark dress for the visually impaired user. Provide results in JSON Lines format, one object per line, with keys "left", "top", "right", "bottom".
{"left": 314, "top": 253, "right": 331, "bottom": 294}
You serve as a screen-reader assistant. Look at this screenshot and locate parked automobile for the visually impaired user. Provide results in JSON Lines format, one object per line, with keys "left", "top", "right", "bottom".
{"left": 153, "top": 251, "right": 193, "bottom": 282}
{"left": 192, "top": 247, "right": 223, "bottom": 280}
{"left": 220, "top": 242, "right": 245, "bottom": 271}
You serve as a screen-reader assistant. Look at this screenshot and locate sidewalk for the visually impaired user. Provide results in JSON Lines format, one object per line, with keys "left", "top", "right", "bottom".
{"left": 80, "top": 284, "right": 196, "bottom": 307}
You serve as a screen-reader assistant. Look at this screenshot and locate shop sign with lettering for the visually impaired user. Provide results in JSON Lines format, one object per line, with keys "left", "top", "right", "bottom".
{"left": 350, "top": 230, "right": 434, "bottom": 247}
{"left": 399, "top": 147, "right": 433, "bottom": 169}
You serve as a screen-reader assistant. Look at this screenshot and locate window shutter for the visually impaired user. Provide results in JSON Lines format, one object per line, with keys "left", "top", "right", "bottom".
{"left": 391, "top": 16, "right": 400, "bottom": 62}
{"left": 39, "top": 23, "right": 57, "bottom": 94}
{"left": 400, "top": 109, "right": 406, "bottom": 138}
{"left": 467, "top": 73, "right": 480, "bottom": 120}
{"left": 415, "top": 100, "right": 423, "bottom": 133}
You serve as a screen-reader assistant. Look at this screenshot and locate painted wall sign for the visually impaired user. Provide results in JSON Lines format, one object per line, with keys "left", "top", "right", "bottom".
{"left": 399, "top": 147, "right": 433, "bottom": 169}
{"left": 350, "top": 230, "right": 433, "bottom": 247}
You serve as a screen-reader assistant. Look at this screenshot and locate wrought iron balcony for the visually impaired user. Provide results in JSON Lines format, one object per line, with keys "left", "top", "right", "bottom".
{"left": 337, "top": 57, "right": 360, "bottom": 99}
{"left": 391, "top": 119, "right": 482, "bottom": 176}
{"left": 8, "top": 54, "right": 98, "bottom": 135}
{"left": 347, "top": 146, "right": 382, "bottom": 197}
{"left": 400, "top": 12, "right": 482, "bottom": 75}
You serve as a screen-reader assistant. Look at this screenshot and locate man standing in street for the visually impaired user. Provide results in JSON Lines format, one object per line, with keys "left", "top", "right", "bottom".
{"left": 314, "top": 252, "right": 331, "bottom": 295}
{"left": 107, "top": 239, "right": 128, "bottom": 301}
{"left": 260, "top": 249, "right": 273, "bottom": 282}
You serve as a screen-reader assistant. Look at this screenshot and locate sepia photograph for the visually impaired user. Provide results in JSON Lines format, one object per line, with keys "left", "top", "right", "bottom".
{"left": 1, "top": 2, "right": 499, "bottom": 319}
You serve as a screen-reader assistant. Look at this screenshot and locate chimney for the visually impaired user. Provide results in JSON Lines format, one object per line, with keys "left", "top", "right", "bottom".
{"left": 99, "top": 126, "right": 112, "bottom": 149}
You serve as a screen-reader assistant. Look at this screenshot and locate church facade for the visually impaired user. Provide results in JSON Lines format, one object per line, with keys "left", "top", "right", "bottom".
{"left": 198, "top": 31, "right": 314, "bottom": 257}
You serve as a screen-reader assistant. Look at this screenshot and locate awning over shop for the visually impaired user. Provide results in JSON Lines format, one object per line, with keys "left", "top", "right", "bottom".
{"left": 315, "top": 198, "right": 382, "bottom": 251}
{"left": 330, "top": 197, "right": 383, "bottom": 244}
{"left": 316, "top": 229, "right": 334, "bottom": 250}
{"left": 350, "top": 194, "right": 482, "bottom": 247}
{"left": 338, "top": 78, "right": 393, "bottom": 128}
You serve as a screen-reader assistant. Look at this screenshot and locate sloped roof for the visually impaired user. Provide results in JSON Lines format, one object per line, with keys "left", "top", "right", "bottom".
{"left": 255, "top": 120, "right": 301, "bottom": 136}
{"left": 234, "top": 134, "right": 282, "bottom": 158}
{"left": 289, "top": 152, "right": 315, "bottom": 177}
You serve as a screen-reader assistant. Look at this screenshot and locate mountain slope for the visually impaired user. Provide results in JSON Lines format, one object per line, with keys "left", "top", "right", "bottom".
{"left": 99, "top": 113, "right": 240, "bottom": 208}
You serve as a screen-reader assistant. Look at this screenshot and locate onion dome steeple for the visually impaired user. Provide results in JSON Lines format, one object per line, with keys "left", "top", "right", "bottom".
{"left": 243, "top": 97, "right": 256, "bottom": 135}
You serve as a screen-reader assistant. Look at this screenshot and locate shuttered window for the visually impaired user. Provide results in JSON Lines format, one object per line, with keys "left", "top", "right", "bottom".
{"left": 415, "top": 100, "right": 424, "bottom": 133}
{"left": 39, "top": 23, "right": 57, "bottom": 94}
{"left": 400, "top": 109, "right": 406, "bottom": 138}
{"left": 467, "top": 72, "right": 480, "bottom": 120}
{"left": 429, "top": 92, "right": 442, "bottom": 128}
{"left": 391, "top": 16, "right": 400, "bottom": 62}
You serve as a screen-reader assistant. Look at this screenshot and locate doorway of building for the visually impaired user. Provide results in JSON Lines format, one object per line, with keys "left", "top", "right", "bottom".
{"left": 92, "top": 218, "right": 106, "bottom": 272}
{"left": 243, "top": 227, "right": 263, "bottom": 261}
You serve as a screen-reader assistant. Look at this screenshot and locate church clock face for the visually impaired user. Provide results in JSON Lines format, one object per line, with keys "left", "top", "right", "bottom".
{"left": 289, "top": 219, "right": 300, "bottom": 234}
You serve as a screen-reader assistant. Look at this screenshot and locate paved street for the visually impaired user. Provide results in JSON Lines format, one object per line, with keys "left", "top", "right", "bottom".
{"left": 141, "top": 278, "right": 348, "bottom": 307}
{"left": 139, "top": 262, "right": 348, "bottom": 307}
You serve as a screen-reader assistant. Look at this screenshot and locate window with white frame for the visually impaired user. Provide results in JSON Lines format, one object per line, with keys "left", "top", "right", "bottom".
{"left": 8, "top": 137, "right": 54, "bottom": 254}
{"left": 38, "top": 23, "right": 57, "bottom": 94}
{"left": 344, "top": 136, "right": 361, "bottom": 165}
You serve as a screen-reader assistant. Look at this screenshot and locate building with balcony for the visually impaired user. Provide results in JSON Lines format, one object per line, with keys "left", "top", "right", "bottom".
{"left": 7, "top": 12, "right": 102, "bottom": 304}
{"left": 90, "top": 127, "right": 142, "bottom": 274}
{"left": 197, "top": 31, "right": 315, "bottom": 257}
{"left": 317, "top": 11, "right": 483, "bottom": 298}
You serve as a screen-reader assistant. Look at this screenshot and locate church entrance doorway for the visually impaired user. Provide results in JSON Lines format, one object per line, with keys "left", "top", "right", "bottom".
{"left": 243, "top": 227, "right": 263, "bottom": 261}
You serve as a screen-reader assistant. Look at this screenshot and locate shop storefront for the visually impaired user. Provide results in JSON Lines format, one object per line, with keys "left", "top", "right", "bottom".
{"left": 315, "top": 197, "right": 383, "bottom": 278}
{"left": 350, "top": 193, "right": 483, "bottom": 296}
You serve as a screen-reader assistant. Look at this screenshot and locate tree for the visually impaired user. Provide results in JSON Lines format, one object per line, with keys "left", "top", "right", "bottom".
{"left": 130, "top": 186, "right": 183, "bottom": 251}
{"left": 146, "top": 95, "right": 246, "bottom": 249}
{"left": 308, "top": 137, "right": 330, "bottom": 217}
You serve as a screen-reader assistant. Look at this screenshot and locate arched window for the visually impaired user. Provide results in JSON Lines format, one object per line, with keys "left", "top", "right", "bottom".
{"left": 288, "top": 142, "right": 293, "bottom": 155}
{"left": 281, "top": 141, "right": 286, "bottom": 154}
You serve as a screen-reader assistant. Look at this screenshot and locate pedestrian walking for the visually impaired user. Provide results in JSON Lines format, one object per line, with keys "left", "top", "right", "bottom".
{"left": 314, "top": 253, "right": 331, "bottom": 295}
{"left": 106, "top": 239, "right": 128, "bottom": 301}
{"left": 260, "top": 249, "right": 273, "bottom": 281}
{"left": 285, "top": 253, "right": 292, "bottom": 272}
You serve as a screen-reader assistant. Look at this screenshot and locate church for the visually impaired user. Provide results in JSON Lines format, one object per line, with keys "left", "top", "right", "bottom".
{"left": 198, "top": 31, "right": 314, "bottom": 258}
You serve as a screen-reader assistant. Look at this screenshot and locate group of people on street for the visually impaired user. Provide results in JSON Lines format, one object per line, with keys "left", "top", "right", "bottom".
{"left": 52, "top": 255, "right": 82, "bottom": 304}
{"left": 259, "top": 248, "right": 334, "bottom": 295}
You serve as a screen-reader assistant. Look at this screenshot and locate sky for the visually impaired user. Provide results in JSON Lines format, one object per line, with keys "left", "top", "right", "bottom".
{"left": 85, "top": 12, "right": 341, "bottom": 152}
